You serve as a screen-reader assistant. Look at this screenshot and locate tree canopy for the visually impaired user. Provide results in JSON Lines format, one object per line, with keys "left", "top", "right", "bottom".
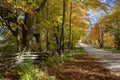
{"left": 0, "top": 0, "right": 109, "bottom": 53}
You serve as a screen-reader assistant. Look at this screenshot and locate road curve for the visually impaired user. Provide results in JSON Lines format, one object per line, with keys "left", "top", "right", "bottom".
{"left": 80, "top": 43, "right": 120, "bottom": 76}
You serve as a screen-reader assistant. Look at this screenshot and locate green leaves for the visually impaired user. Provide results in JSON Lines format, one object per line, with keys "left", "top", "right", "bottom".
{"left": 0, "top": 0, "right": 109, "bottom": 53}
{"left": 19, "top": 61, "right": 49, "bottom": 80}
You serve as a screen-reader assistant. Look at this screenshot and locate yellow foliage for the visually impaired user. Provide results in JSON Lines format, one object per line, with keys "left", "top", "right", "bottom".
{"left": 7, "top": 0, "right": 13, "bottom": 3}
{"left": 104, "top": 32, "right": 115, "bottom": 48}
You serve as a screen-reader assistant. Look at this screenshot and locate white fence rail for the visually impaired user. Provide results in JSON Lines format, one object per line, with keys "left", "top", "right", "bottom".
{"left": 0, "top": 52, "right": 49, "bottom": 72}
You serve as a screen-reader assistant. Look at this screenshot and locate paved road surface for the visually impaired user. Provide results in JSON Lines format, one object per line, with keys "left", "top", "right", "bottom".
{"left": 80, "top": 43, "right": 120, "bottom": 76}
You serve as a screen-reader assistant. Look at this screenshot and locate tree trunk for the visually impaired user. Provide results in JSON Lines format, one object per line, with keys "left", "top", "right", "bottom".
{"left": 22, "top": 13, "right": 34, "bottom": 51}
{"left": 98, "top": 39, "right": 103, "bottom": 48}
{"left": 71, "top": 33, "right": 74, "bottom": 48}
{"left": 60, "top": 0, "right": 67, "bottom": 53}
{"left": 20, "top": 0, "right": 47, "bottom": 51}
{"left": 54, "top": 33, "right": 60, "bottom": 53}
{"left": 34, "top": 34, "right": 40, "bottom": 43}
{"left": 68, "top": 2, "right": 72, "bottom": 51}
{"left": 46, "top": 31, "right": 50, "bottom": 51}
{"left": 53, "top": 26, "right": 61, "bottom": 53}
{"left": 33, "top": 33, "right": 42, "bottom": 51}
{"left": 16, "top": 28, "right": 21, "bottom": 52}
{"left": 114, "top": 20, "right": 120, "bottom": 50}
{"left": 116, "top": 37, "right": 120, "bottom": 50}
{"left": 118, "top": 40, "right": 120, "bottom": 50}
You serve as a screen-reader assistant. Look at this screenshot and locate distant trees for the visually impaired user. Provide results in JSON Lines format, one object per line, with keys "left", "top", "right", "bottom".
{"left": 87, "top": 1, "right": 120, "bottom": 49}
{"left": 87, "top": 22, "right": 105, "bottom": 48}
{"left": 104, "top": 6, "right": 120, "bottom": 49}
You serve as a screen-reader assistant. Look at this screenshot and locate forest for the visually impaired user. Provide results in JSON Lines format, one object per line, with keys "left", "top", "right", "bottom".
{"left": 0, "top": 0, "right": 89, "bottom": 53}
{"left": 0, "top": 0, "right": 120, "bottom": 80}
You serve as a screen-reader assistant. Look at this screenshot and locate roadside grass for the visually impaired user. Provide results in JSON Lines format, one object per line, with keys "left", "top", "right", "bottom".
{"left": 38, "top": 47, "right": 85, "bottom": 80}
{"left": 1, "top": 47, "right": 85, "bottom": 80}
{"left": 87, "top": 43, "right": 120, "bottom": 53}
{"left": 1, "top": 47, "right": 120, "bottom": 80}
{"left": 47, "top": 48, "right": 120, "bottom": 80}
{"left": 39, "top": 47, "right": 85, "bottom": 67}
{"left": 102, "top": 47, "right": 120, "bottom": 53}
{"left": 18, "top": 61, "right": 49, "bottom": 80}
{"left": 0, "top": 73, "right": 4, "bottom": 79}
{"left": 17, "top": 47, "right": 85, "bottom": 80}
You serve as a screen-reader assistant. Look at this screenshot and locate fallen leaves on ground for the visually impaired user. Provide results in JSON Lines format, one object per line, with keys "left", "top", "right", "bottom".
{"left": 47, "top": 53, "right": 120, "bottom": 80}
{"left": 1, "top": 52, "right": 120, "bottom": 80}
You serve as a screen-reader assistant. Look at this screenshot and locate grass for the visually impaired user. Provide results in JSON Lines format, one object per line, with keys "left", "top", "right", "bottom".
{"left": 88, "top": 44, "right": 120, "bottom": 53}
{"left": 39, "top": 47, "right": 85, "bottom": 67}
{"left": 102, "top": 47, "right": 120, "bottom": 53}
{"left": 47, "top": 47, "right": 120, "bottom": 80}
{"left": 1, "top": 47, "right": 120, "bottom": 80}
{"left": 18, "top": 61, "right": 49, "bottom": 80}
{"left": 0, "top": 73, "right": 4, "bottom": 79}
{"left": 1, "top": 47, "right": 85, "bottom": 80}
{"left": 17, "top": 47, "right": 85, "bottom": 80}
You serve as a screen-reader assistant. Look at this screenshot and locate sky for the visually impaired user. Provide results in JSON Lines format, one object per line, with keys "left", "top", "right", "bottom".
{"left": 89, "top": 0, "right": 115, "bottom": 25}
{"left": 87, "top": 0, "right": 116, "bottom": 34}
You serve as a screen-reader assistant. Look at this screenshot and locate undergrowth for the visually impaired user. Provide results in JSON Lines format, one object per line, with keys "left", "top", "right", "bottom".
{"left": 0, "top": 73, "right": 4, "bottom": 79}
{"left": 18, "top": 60, "right": 56, "bottom": 80}
{"left": 1, "top": 47, "right": 84, "bottom": 80}
{"left": 103, "top": 47, "right": 120, "bottom": 53}
{"left": 39, "top": 47, "right": 85, "bottom": 67}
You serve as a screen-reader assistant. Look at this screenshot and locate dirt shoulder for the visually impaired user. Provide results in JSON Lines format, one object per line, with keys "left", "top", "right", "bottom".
{"left": 47, "top": 53, "right": 120, "bottom": 80}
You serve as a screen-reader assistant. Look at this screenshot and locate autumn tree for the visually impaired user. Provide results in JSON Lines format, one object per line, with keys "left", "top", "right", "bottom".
{"left": 0, "top": 0, "right": 108, "bottom": 53}
{"left": 0, "top": 0, "right": 48, "bottom": 51}
{"left": 99, "top": 3, "right": 120, "bottom": 49}
{"left": 87, "top": 22, "right": 105, "bottom": 48}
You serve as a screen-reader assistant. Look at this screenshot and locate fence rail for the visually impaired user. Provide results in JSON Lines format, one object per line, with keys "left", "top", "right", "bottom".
{"left": 0, "top": 52, "right": 50, "bottom": 72}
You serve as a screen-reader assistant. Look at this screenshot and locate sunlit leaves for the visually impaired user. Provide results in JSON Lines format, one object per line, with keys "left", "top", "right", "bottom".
{"left": 7, "top": 0, "right": 13, "bottom": 3}
{"left": 14, "top": 3, "right": 35, "bottom": 15}
{"left": 0, "top": 0, "right": 109, "bottom": 51}
{"left": 87, "top": 1, "right": 120, "bottom": 48}
{"left": 104, "top": 32, "right": 115, "bottom": 48}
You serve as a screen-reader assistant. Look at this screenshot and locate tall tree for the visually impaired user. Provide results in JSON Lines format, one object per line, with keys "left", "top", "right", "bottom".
{"left": 68, "top": 2, "right": 73, "bottom": 50}
{"left": 60, "top": 0, "right": 67, "bottom": 53}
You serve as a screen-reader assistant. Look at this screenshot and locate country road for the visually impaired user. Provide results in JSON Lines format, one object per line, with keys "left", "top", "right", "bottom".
{"left": 80, "top": 43, "right": 120, "bottom": 76}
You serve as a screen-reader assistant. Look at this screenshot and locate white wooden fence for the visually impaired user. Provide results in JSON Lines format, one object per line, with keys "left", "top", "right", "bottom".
{"left": 0, "top": 52, "right": 49, "bottom": 72}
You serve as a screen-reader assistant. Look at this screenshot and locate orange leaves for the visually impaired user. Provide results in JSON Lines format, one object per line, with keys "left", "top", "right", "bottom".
{"left": 104, "top": 32, "right": 115, "bottom": 48}
{"left": 87, "top": 22, "right": 105, "bottom": 41}
{"left": 14, "top": 2, "right": 36, "bottom": 15}
{"left": 15, "top": 5, "right": 35, "bottom": 15}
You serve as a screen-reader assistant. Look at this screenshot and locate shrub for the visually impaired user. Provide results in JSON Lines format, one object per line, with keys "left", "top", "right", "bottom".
{"left": 18, "top": 61, "right": 49, "bottom": 80}
{"left": 0, "top": 73, "right": 4, "bottom": 79}
{"left": 40, "top": 54, "right": 63, "bottom": 67}
{"left": 39, "top": 48, "right": 84, "bottom": 67}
